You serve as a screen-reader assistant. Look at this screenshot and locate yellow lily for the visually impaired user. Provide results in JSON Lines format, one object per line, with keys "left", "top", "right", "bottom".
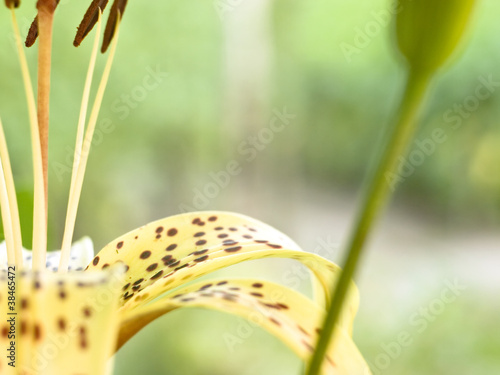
{"left": 0, "top": 1, "right": 370, "bottom": 374}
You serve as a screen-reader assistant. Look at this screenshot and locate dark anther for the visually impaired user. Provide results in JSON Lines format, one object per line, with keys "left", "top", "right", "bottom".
{"left": 25, "top": 0, "right": 60, "bottom": 47}
{"left": 4, "top": 0, "right": 21, "bottom": 9}
{"left": 25, "top": 16, "right": 38, "bottom": 47}
{"left": 74, "top": 0, "right": 109, "bottom": 47}
{"left": 101, "top": 0, "right": 127, "bottom": 53}
{"left": 74, "top": 0, "right": 126, "bottom": 53}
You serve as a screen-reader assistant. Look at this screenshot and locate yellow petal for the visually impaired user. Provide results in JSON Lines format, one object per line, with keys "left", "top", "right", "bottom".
{"left": 0, "top": 268, "right": 123, "bottom": 374}
{"left": 88, "top": 212, "right": 359, "bottom": 342}
{"left": 119, "top": 278, "right": 371, "bottom": 375}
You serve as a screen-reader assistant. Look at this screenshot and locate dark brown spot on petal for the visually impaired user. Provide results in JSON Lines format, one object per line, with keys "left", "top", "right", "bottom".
{"left": 166, "top": 244, "right": 177, "bottom": 251}
{"left": 34, "top": 324, "right": 41, "bottom": 341}
{"left": 167, "top": 228, "right": 178, "bottom": 236}
{"left": 267, "top": 243, "right": 282, "bottom": 249}
{"left": 162, "top": 255, "right": 173, "bottom": 265}
{"left": 146, "top": 263, "right": 158, "bottom": 272}
{"left": 192, "top": 249, "right": 208, "bottom": 256}
{"left": 151, "top": 270, "right": 164, "bottom": 280}
{"left": 58, "top": 318, "right": 66, "bottom": 331}
{"left": 269, "top": 317, "right": 281, "bottom": 326}
{"left": 20, "top": 299, "right": 28, "bottom": 310}
{"left": 302, "top": 340, "right": 314, "bottom": 351}
{"left": 175, "top": 264, "right": 188, "bottom": 271}
{"left": 298, "top": 325, "right": 310, "bottom": 336}
{"left": 92, "top": 256, "right": 100, "bottom": 266}
{"left": 140, "top": 250, "right": 152, "bottom": 259}
{"left": 194, "top": 255, "right": 209, "bottom": 262}
{"left": 224, "top": 246, "right": 242, "bottom": 253}
{"left": 195, "top": 239, "right": 207, "bottom": 246}
{"left": 168, "top": 260, "right": 180, "bottom": 268}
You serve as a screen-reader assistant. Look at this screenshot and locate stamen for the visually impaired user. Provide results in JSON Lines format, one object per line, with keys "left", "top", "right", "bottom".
{"left": 25, "top": 15, "right": 38, "bottom": 47}
{"left": 25, "top": 0, "right": 60, "bottom": 48}
{"left": 0, "top": 119, "right": 20, "bottom": 267}
{"left": 58, "top": 15, "right": 121, "bottom": 273}
{"left": 4, "top": 0, "right": 20, "bottom": 9}
{"left": 0, "top": 119, "right": 23, "bottom": 267}
{"left": 10, "top": 8, "right": 47, "bottom": 270}
{"left": 37, "top": 0, "right": 57, "bottom": 215}
{"left": 59, "top": 11, "right": 103, "bottom": 272}
{"left": 101, "top": 0, "right": 127, "bottom": 53}
{"left": 74, "top": 0, "right": 109, "bottom": 47}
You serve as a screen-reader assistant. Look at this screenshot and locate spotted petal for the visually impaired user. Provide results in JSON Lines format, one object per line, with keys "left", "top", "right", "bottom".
{"left": 86, "top": 212, "right": 362, "bottom": 364}
{"left": 0, "top": 268, "right": 123, "bottom": 375}
{"left": 118, "top": 278, "right": 371, "bottom": 375}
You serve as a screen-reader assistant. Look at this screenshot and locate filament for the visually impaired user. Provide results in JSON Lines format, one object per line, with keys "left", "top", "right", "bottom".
{"left": 59, "top": 11, "right": 103, "bottom": 272}
{"left": 59, "top": 15, "right": 121, "bottom": 272}
{"left": 10, "top": 8, "right": 47, "bottom": 270}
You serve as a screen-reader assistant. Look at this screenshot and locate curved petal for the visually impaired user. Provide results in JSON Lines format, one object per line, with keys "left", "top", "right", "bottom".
{"left": 0, "top": 268, "right": 123, "bottom": 375}
{"left": 118, "top": 278, "right": 371, "bottom": 375}
{"left": 88, "top": 212, "right": 359, "bottom": 332}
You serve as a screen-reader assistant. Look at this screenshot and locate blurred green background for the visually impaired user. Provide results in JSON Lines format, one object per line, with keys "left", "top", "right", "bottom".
{"left": 1, "top": 0, "right": 499, "bottom": 374}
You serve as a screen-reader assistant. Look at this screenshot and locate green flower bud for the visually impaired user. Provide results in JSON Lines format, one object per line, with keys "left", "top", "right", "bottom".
{"left": 395, "top": 0, "right": 476, "bottom": 75}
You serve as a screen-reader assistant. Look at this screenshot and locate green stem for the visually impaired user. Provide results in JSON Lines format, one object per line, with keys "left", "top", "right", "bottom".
{"left": 306, "top": 69, "right": 433, "bottom": 375}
